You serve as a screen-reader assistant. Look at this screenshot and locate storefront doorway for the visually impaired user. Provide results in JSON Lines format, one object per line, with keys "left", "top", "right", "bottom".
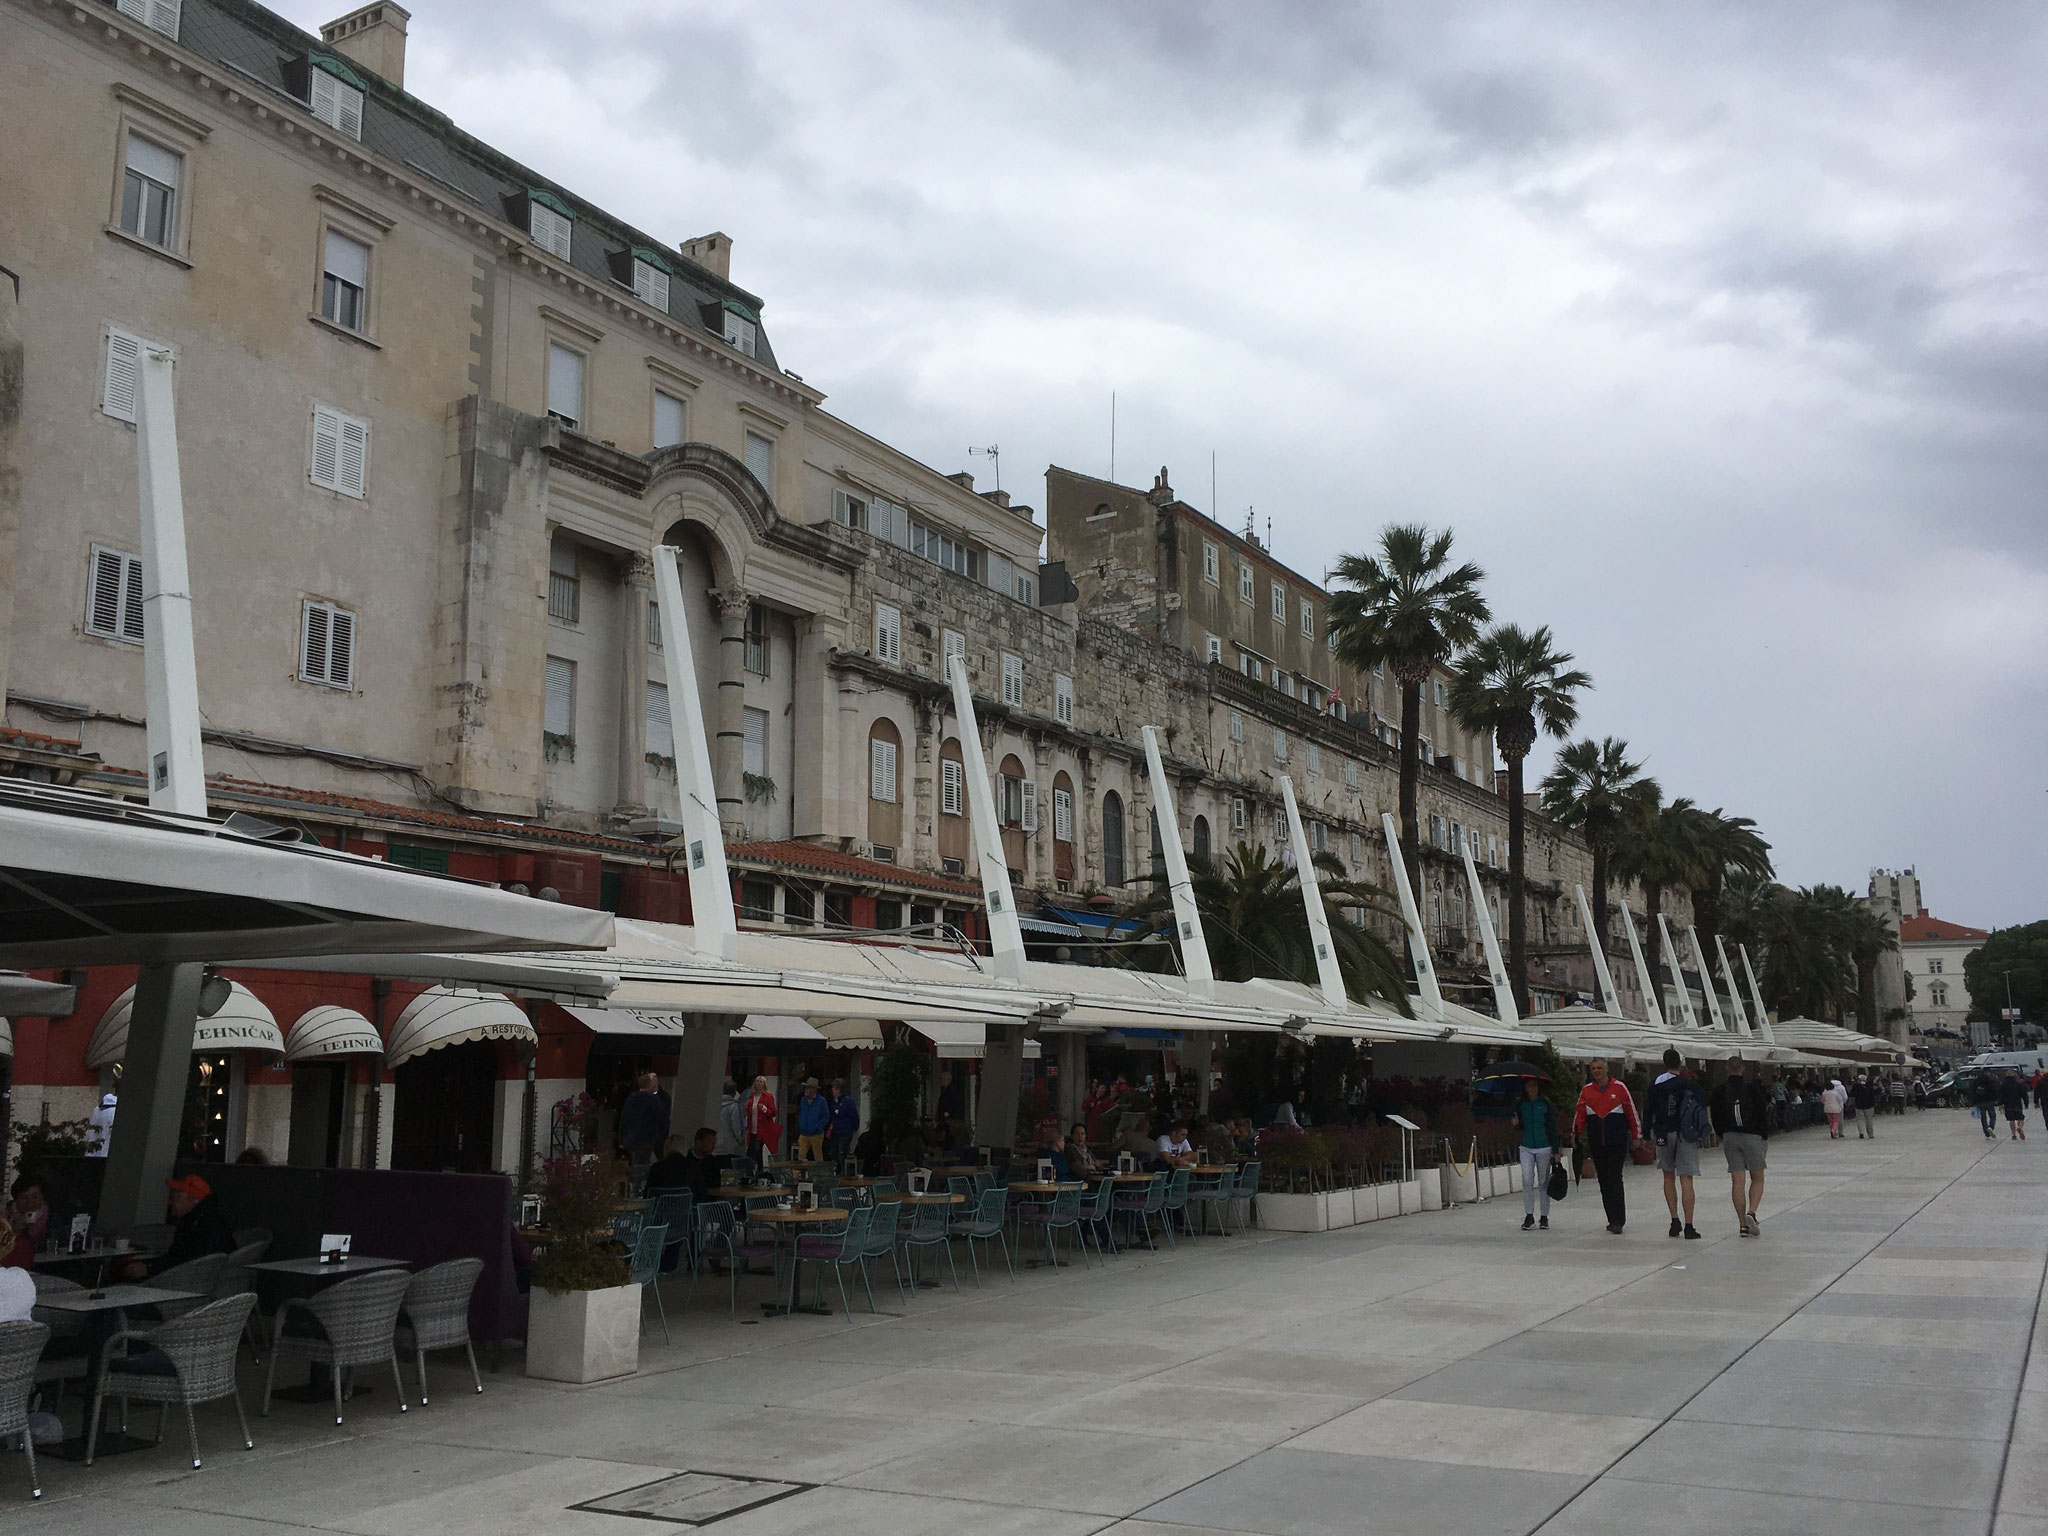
{"left": 391, "top": 1039, "right": 498, "bottom": 1172}
{"left": 287, "top": 1063, "right": 349, "bottom": 1168}
{"left": 179, "top": 1051, "right": 235, "bottom": 1163}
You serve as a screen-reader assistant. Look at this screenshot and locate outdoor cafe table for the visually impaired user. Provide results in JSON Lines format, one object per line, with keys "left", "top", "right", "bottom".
{"left": 874, "top": 1191, "right": 965, "bottom": 1204}
{"left": 35, "top": 1243, "right": 167, "bottom": 1290}
{"left": 746, "top": 1206, "right": 849, "bottom": 1315}
{"left": 923, "top": 1165, "right": 983, "bottom": 1178}
{"left": 249, "top": 1255, "right": 411, "bottom": 1401}
{"left": 1007, "top": 1181, "right": 1086, "bottom": 1196}
{"left": 32, "top": 1283, "right": 204, "bottom": 1461}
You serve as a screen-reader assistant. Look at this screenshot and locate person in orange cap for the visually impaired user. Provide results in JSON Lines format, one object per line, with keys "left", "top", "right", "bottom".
{"left": 115, "top": 1172, "right": 237, "bottom": 1281}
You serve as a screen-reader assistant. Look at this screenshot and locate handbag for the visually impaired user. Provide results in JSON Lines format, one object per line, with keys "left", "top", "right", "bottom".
{"left": 1546, "top": 1161, "right": 1569, "bottom": 1202}
{"left": 1579, "top": 1156, "right": 1595, "bottom": 1181}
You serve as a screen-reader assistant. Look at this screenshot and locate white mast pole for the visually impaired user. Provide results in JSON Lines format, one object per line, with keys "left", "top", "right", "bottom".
{"left": 1622, "top": 910, "right": 1665, "bottom": 1028}
{"left": 1714, "top": 935, "right": 1755, "bottom": 1038}
{"left": 1280, "top": 775, "right": 1345, "bottom": 1010}
{"left": 1739, "top": 944, "right": 1779, "bottom": 1046}
{"left": 1463, "top": 840, "right": 1517, "bottom": 1023}
{"left": 1379, "top": 812, "right": 1443, "bottom": 1017}
{"left": 651, "top": 547, "right": 738, "bottom": 960}
{"left": 1574, "top": 884, "right": 1623, "bottom": 1017}
{"left": 1686, "top": 926, "right": 1731, "bottom": 1033}
{"left": 947, "top": 656, "right": 1026, "bottom": 980}
{"left": 1142, "top": 725, "right": 1214, "bottom": 996}
{"left": 1658, "top": 914, "right": 1701, "bottom": 1030}
{"left": 135, "top": 345, "right": 206, "bottom": 815}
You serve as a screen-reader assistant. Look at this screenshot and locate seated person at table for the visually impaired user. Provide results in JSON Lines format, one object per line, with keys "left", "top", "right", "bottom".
{"left": 852, "top": 1126, "right": 885, "bottom": 1175}
{"left": 114, "top": 1173, "right": 236, "bottom": 1282}
{"left": 1043, "top": 1133, "right": 1073, "bottom": 1183}
{"left": 1156, "top": 1121, "right": 1197, "bottom": 1169}
{"left": 645, "top": 1127, "right": 726, "bottom": 1203}
{"left": 1066, "top": 1124, "right": 1101, "bottom": 1174}
{"left": 1117, "top": 1115, "right": 1155, "bottom": 1165}
{"left": 3, "top": 1173, "right": 49, "bottom": 1267}
{"left": 928, "top": 1117, "right": 967, "bottom": 1161}
{"left": 0, "top": 1220, "right": 32, "bottom": 1320}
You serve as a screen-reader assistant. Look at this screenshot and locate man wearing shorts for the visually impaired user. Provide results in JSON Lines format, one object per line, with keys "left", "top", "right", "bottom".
{"left": 1710, "top": 1055, "right": 1771, "bottom": 1237}
{"left": 1644, "top": 1047, "right": 1705, "bottom": 1240}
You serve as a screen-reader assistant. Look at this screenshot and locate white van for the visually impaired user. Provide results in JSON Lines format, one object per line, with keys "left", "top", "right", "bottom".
{"left": 1960, "top": 1048, "right": 2048, "bottom": 1076}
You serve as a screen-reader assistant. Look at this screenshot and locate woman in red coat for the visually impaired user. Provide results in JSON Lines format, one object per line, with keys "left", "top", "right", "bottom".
{"left": 744, "top": 1075, "right": 781, "bottom": 1165}
{"left": 1573, "top": 1058, "right": 1643, "bottom": 1234}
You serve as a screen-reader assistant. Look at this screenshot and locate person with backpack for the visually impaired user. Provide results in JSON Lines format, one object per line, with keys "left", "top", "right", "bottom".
{"left": 1710, "top": 1054, "right": 1771, "bottom": 1237}
{"left": 1572, "top": 1057, "right": 1642, "bottom": 1235}
{"left": 1513, "top": 1076, "right": 1562, "bottom": 1232}
{"left": 1645, "top": 1047, "right": 1706, "bottom": 1240}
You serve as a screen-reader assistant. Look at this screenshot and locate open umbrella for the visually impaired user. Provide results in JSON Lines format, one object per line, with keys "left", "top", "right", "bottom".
{"left": 1470, "top": 1059, "right": 1551, "bottom": 1092}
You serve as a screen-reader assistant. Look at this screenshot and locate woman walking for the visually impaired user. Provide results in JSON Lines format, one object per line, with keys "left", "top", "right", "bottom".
{"left": 1514, "top": 1077, "right": 1562, "bottom": 1232}
{"left": 1820, "top": 1079, "right": 1845, "bottom": 1139}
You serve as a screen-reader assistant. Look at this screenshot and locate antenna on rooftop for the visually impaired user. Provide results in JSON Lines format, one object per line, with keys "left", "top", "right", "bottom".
{"left": 1109, "top": 391, "right": 1117, "bottom": 483}
{"left": 968, "top": 443, "right": 1001, "bottom": 494}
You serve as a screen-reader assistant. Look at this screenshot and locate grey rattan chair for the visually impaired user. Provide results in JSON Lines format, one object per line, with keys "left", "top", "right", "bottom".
{"left": 395, "top": 1258, "right": 484, "bottom": 1405}
{"left": 0, "top": 1320, "right": 49, "bottom": 1499}
{"left": 85, "top": 1293, "right": 258, "bottom": 1469}
{"left": 262, "top": 1267, "right": 410, "bottom": 1426}
{"left": 147, "top": 1253, "right": 229, "bottom": 1323}
{"left": 214, "top": 1237, "right": 272, "bottom": 1360}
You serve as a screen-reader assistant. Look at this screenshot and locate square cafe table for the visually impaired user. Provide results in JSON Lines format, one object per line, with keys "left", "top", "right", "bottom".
{"left": 32, "top": 1284, "right": 204, "bottom": 1461}
{"left": 248, "top": 1255, "right": 411, "bottom": 1401}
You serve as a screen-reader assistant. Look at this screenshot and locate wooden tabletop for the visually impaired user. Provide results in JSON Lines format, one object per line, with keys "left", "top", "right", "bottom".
{"left": 923, "top": 1165, "right": 984, "bottom": 1177}
{"left": 1103, "top": 1172, "right": 1160, "bottom": 1183}
{"left": 747, "top": 1207, "right": 847, "bottom": 1226}
{"left": 876, "top": 1191, "right": 965, "bottom": 1204}
{"left": 1193, "top": 1165, "right": 1237, "bottom": 1174}
{"left": 834, "top": 1176, "right": 886, "bottom": 1187}
{"left": 1007, "top": 1181, "right": 1086, "bottom": 1195}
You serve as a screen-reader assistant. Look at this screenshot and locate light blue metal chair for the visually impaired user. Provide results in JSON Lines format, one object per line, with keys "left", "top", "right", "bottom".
{"left": 626, "top": 1223, "right": 670, "bottom": 1344}
{"left": 1159, "top": 1167, "right": 1192, "bottom": 1248}
{"left": 1230, "top": 1161, "right": 1262, "bottom": 1235}
{"left": 1113, "top": 1174, "right": 1166, "bottom": 1251}
{"left": 1077, "top": 1181, "right": 1118, "bottom": 1262}
{"left": 790, "top": 1207, "right": 870, "bottom": 1319}
{"left": 860, "top": 1199, "right": 910, "bottom": 1305}
{"left": 1185, "top": 1167, "right": 1233, "bottom": 1236}
{"left": 898, "top": 1199, "right": 960, "bottom": 1292}
{"left": 1019, "top": 1186, "right": 1085, "bottom": 1269}
{"left": 949, "top": 1187, "right": 1013, "bottom": 1285}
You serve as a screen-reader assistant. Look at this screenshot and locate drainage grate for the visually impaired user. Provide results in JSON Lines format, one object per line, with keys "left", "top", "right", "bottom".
{"left": 571, "top": 1471, "right": 812, "bottom": 1526}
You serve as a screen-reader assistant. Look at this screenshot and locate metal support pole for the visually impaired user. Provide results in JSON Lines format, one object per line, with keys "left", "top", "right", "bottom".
{"left": 97, "top": 962, "right": 201, "bottom": 1234}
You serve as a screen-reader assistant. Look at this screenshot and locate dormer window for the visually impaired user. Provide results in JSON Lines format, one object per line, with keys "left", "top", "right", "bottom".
{"left": 308, "top": 58, "right": 365, "bottom": 140}
{"left": 114, "top": 0, "right": 181, "bottom": 40}
{"left": 632, "top": 258, "right": 669, "bottom": 310}
{"left": 526, "top": 191, "right": 575, "bottom": 260}
{"left": 721, "top": 305, "right": 758, "bottom": 357}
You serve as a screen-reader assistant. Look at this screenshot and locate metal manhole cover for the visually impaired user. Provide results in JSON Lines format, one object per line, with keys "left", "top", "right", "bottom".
{"left": 571, "top": 1471, "right": 812, "bottom": 1526}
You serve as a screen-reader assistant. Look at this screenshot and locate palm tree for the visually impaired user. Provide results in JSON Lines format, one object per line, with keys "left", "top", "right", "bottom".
{"left": 1118, "top": 841, "right": 1411, "bottom": 1011}
{"left": 1325, "top": 524, "right": 1490, "bottom": 905}
{"left": 1538, "top": 737, "right": 1657, "bottom": 953}
{"left": 1761, "top": 884, "right": 1861, "bottom": 1022}
{"left": 1846, "top": 901, "right": 1900, "bottom": 1037}
{"left": 1608, "top": 790, "right": 1703, "bottom": 988}
{"left": 1684, "top": 807, "right": 1773, "bottom": 946}
{"left": 1448, "top": 624, "right": 1591, "bottom": 1014}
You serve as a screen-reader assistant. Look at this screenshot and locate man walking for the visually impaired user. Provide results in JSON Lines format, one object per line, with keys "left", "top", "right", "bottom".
{"left": 1970, "top": 1071, "right": 1998, "bottom": 1139}
{"left": 1711, "top": 1054, "right": 1770, "bottom": 1237}
{"left": 1997, "top": 1071, "right": 2029, "bottom": 1141}
{"left": 793, "top": 1077, "right": 830, "bottom": 1162}
{"left": 1572, "top": 1057, "right": 1641, "bottom": 1235}
{"left": 618, "top": 1071, "right": 670, "bottom": 1173}
{"left": 1850, "top": 1073, "right": 1879, "bottom": 1139}
{"left": 825, "top": 1078, "right": 860, "bottom": 1163}
{"left": 1645, "top": 1048, "right": 1705, "bottom": 1240}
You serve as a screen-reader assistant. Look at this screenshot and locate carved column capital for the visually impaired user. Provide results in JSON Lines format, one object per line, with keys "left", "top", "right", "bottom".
{"left": 711, "top": 587, "right": 754, "bottom": 621}
{"left": 619, "top": 552, "right": 655, "bottom": 590}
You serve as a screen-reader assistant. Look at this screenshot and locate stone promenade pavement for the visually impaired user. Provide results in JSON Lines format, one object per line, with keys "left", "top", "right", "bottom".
{"left": 12, "top": 1105, "right": 2044, "bottom": 1535}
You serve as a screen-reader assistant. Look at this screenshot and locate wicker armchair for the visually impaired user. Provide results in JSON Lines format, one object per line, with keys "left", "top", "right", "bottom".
{"left": 148, "top": 1252, "right": 229, "bottom": 1323}
{"left": 0, "top": 1320, "right": 50, "bottom": 1499}
{"left": 395, "top": 1258, "right": 484, "bottom": 1405}
{"left": 84, "top": 1293, "right": 258, "bottom": 1469}
{"left": 261, "top": 1268, "right": 410, "bottom": 1426}
{"left": 214, "top": 1237, "right": 272, "bottom": 1361}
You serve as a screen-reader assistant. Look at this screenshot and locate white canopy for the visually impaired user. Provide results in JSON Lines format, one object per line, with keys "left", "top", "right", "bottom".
{"left": 1531, "top": 1003, "right": 1739, "bottom": 1065}
{"left": 386, "top": 986, "right": 535, "bottom": 1069}
{"left": 1768, "top": 1015, "right": 1901, "bottom": 1063}
{"left": 0, "top": 781, "right": 614, "bottom": 967}
{"left": 89, "top": 981, "right": 285, "bottom": 1068}
{"left": 558, "top": 1004, "right": 824, "bottom": 1043}
{"left": 284, "top": 1005, "right": 384, "bottom": 1061}
{"left": 0, "top": 971, "right": 77, "bottom": 1016}
{"left": 0, "top": 1018, "right": 11, "bottom": 1059}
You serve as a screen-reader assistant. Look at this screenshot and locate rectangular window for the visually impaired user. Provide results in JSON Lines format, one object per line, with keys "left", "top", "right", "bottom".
{"left": 652, "top": 388, "right": 685, "bottom": 449}
{"left": 873, "top": 602, "right": 901, "bottom": 664}
{"left": 85, "top": 545, "right": 145, "bottom": 644}
{"left": 102, "top": 327, "right": 159, "bottom": 423}
{"left": 941, "top": 629, "right": 965, "bottom": 677}
{"left": 120, "top": 134, "right": 180, "bottom": 248}
{"left": 1419, "top": 737, "right": 1434, "bottom": 765}
{"left": 1300, "top": 597, "right": 1314, "bottom": 635}
{"left": 744, "top": 602, "right": 770, "bottom": 675}
{"left": 1274, "top": 729, "right": 1288, "bottom": 762}
{"left": 870, "top": 734, "right": 898, "bottom": 803}
{"left": 1279, "top": 673, "right": 1294, "bottom": 699}
{"left": 1350, "top": 832, "right": 1361, "bottom": 863}
{"left": 646, "top": 681, "right": 673, "bottom": 757}
{"left": 530, "top": 200, "right": 573, "bottom": 260}
{"left": 722, "top": 310, "right": 758, "bottom": 356}
{"left": 1014, "top": 569, "right": 1036, "bottom": 604}
{"left": 743, "top": 706, "right": 768, "bottom": 775}
{"left": 547, "top": 541, "right": 579, "bottom": 624}
{"left": 1450, "top": 820, "right": 1463, "bottom": 856}
{"left": 1203, "top": 542, "right": 1219, "bottom": 584}
{"left": 1232, "top": 796, "right": 1247, "bottom": 832}
{"left": 544, "top": 655, "right": 575, "bottom": 737}
{"left": 308, "top": 66, "right": 364, "bottom": 140}
{"left": 1433, "top": 679, "right": 1448, "bottom": 708}
{"left": 784, "top": 886, "right": 815, "bottom": 927}
{"left": 1345, "top": 760, "right": 1358, "bottom": 789}
{"left": 1206, "top": 635, "right": 1222, "bottom": 664}
{"left": 743, "top": 430, "right": 774, "bottom": 487}
{"left": 1229, "top": 710, "right": 1243, "bottom": 742}
{"left": 1928, "top": 958, "right": 1943, "bottom": 974}
{"left": 1488, "top": 834, "right": 1498, "bottom": 866}
{"left": 940, "top": 758, "right": 963, "bottom": 816}
{"left": 631, "top": 258, "right": 669, "bottom": 311}
{"left": 1054, "top": 672, "right": 1073, "bottom": 724}
{"left": 831, "top": 488, "right": 866, "bottom": 531}
{"left": 1313, "top": 821, "right": 1328, "bottom": 853}
{"left": 1306, "top": 743, "right": 1320, "bottom": 776}
{"left": 309, "top": 404, "right": 369, "bottom": 497}
{"left": 1021, "top": 778, "right": 1038, "bottom": 833}
{"left": 1240, "top": 654, "right": 1264, "bottom": 684}
{"left": 823, "top": 891, "right": 851, "bottom": 928}
{"left": 1053, "top": 787, "right": 1073, "bottom": 842}
{"left": 1001, "top": 652, "right": 1023, "bottom": 708}
{"left": 320, "top": 229, "right": 370, "bottom": 332}
{"left": 1239, "top": 563, "right": 1254, "bottom": 602}
{"left": 299, "top": 599, "right": 356, "bottom": 688}
{"left": 1271, "top": 582, "right": 1285, "bottom": 621}
{"left": 546, "top": 342, "right": 584, "bottom": 427}
{"left": 114, "top": 0, "right": 181, "bottom": 38}
{"left": 987, "top": 550, "right": 1013, "bottom": 597}
{"left": 1275, "top": 809, "right": 1288, "bottom": 845}
{"left": 1430, "top": 814, "right": 1445, "bottom": 848}
{"left": 647, "top": 598, "right": 663, "bottom": 649}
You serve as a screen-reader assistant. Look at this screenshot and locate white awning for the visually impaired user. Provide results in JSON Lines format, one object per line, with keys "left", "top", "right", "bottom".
{"left": 738, "top": 1014, "right": 825, "bottom": 1041}
{"left": 558, "top": 1004, "right": 823, "bottom": 1043}
{"left": 386, "top": 986, "right": 535, "bottom": 1069}
{"left": 237, "top": 952, "right": 618, "bottom": 1004}
{"left": 816, "top": 1018, "right": 884, "bottom": 1049}
{"left": 88, "top": 981, "right": 286, "bottom": 1068}
{"left": 906, "top": 1019, "right": 986, "bottom": 1050}
{"left": 0, "top": 1018, "right": 11, "bottom": 1059}
{"left": 0, "top": 971, "right": 77, "bottom": 1016}
{"left": 284, "top": 1005, "right": 383, "bottom": 1061}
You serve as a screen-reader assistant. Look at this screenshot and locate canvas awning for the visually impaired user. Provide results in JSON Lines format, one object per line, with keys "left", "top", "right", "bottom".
{"left": 0, "top": 1019, "right": 11, "bottom": 1059}
{"left": 385, "top": 986, "right": 535, "bottom": 1069}
{"left": 88, "top": 981, "right": 286, "bottom": 1068}
{"left": 1767, "top": 1016, "right": 1901, "bottom": 1063}
{"left": 558, "top": 1004, "right": 824, "bottom": 1043}
{"left": 0, "top": 971, "right": 77, "bottom": 1017}
{"left": 284, "top": 1005, "right": 383, "bottom": 1061}
{"left": 236, "top": 952, "right": 619, "bottom": 1004}
{"left": 0, "top": 781, "right": 614, "bottom": 967}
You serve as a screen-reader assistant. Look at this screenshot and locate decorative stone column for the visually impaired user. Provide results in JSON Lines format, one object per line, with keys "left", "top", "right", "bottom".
{"left": 712, "top": 587, "right": 752, "bottom": 838}
{"left": 613, "top": 553, "right": 653, "bottom": 819}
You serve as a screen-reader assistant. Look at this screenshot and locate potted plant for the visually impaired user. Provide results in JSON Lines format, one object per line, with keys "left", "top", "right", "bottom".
{"left": 525, "top": 1155, "right": 639, "bottom": 1384}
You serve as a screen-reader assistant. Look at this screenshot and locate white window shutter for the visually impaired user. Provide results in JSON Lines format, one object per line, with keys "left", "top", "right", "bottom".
{"left": 870, "top": 736, "right": 897, "bottom": 803}
{"left": 88, "top": 546, "right": 145, "bottom": 642}
{"left": 103, "top": 330, "right": 142, "bottom": 422}
{"left": 646, "top": 681, "right": 673, "bottom": 757}
{"left": 1021, "top": 778, "right": 1038, "bottom": 833}
{"left": 310, "top": 407, "right": 340, "bottom": 489}
{"left": 875, "top": 604, "right": 900, "bottom": 664}
{"left": 336, "top": 414, "right": 368, "bottom": 497}
{"left": 301, "top": 601, "right": 330, "bottom": 682}
{"left": 1053, "top": 788, "right": 1073, "bottom": 842}
{"left": 544, "top": 655, "right": 575, "bottom": 736}
{"left": 328, "top": 605, "right": 355, "bottom": 686}
{"left": 743, "top": 706, "right": 768, "bottom": 774}
{"left": 940, "top": 758, "right": 962, "bottom": 816}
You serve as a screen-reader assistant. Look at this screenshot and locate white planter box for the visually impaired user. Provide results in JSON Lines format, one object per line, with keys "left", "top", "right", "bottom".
{"left": 1442, "top": 1164, "right": 1480, "bottom": 1205}
{"left": 1257, "top": 1190, "right": 1329, "bottom": 1232}
{"left": 526, "top": 1282, "right": 643, "bottom": 1384}
{"left": 1370, "top": 1183, "right": 1396, "bottom": 1220}
{"left": 1350, "top": 1185, "right": 1380, "bottom": 1223}
{"left": 1417, "top": 1173, "right": 1444, "bottom": 1211}
{"left": 1391, "top": 1178, "right": 1421, "bottom": 1216}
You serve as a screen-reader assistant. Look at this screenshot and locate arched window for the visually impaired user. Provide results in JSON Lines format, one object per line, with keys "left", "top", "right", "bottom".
{"left": 1191, "top": 814, "right": 1211, "bottom": 865}
{"left": 867, "top": 718, "right": 903, "bottom": 854}
{"left": 1102, "top": 789, "right": 1125, "bottom": 888}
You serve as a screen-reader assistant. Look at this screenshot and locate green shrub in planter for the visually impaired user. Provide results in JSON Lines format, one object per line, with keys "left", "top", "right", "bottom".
{"left": 532, "top": 1155, "right": 630, "bottom": 1296}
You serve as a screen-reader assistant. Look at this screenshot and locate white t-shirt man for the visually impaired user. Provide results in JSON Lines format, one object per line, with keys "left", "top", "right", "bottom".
{"left": 1156, "top": 1131, "right": 1193, "bottom": 1160}
{"left": 88, "top": 1093, "right": 117, "bottom": 1157}
{"left": 0, "top": 1265, "right": 34, "bottom": 1323}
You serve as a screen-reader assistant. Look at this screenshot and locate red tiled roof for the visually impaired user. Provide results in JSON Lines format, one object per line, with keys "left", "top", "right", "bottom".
{"left": 1, "top": 724, "right": 88, "bottom": 753}
{"left": 1900, "top": 911, "right": 1988, "bottom": 943}
{"left": 728, "top": 839, "right": 981, "bottom": 898}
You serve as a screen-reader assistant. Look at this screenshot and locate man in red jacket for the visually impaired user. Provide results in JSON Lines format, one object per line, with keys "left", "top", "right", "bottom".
{"left": 1573, "top": 1058, "right": 1642, "bottom": 1235}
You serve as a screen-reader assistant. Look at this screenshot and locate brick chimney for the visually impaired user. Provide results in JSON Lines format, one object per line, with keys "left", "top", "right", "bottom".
{"left": 679, "top": 232, "right": 731, "bottom": 280}
{"left": 320, "top": 2, "right": 410, "bottom": 89}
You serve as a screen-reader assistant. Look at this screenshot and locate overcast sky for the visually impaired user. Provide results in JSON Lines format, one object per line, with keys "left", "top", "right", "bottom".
{"left": 281, "top": 0, "right": 2048, "bottom": 926}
